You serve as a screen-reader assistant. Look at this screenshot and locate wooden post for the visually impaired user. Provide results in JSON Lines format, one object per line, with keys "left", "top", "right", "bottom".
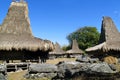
{"left": 11, "top": 60, "right": 13, "bottom": 63}
{"left": 15, "top": 64, "right": 17, "bottom": 71}
{"left": 38, "top": 56, "right": 41, "bottom": 63}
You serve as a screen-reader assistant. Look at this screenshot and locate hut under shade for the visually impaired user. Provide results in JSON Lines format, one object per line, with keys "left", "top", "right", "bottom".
{"left": 86, "top": 16, "right": 120, "bottom": 61}
{"left": 66, "top": 39, "right": 84, "bottom": 58}
{"left": 49, "top": 42, "right": 66, "bottom": 59}
{"left": 0, "top": 1, "right": 54, "bottom": 62}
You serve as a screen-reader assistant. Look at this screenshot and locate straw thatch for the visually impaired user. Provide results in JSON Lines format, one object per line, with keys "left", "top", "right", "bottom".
{"left": 0, "top": 2, "right": 54, "bottom": 52}
{"left": 66, "top": 39, "right": 84, "bottom": 54}
{"left": 0, "top": 2, "right": 32, "bottom": 35}
{"left": 103, "top": 56, "right": 118, "bottom": 64}
{"left": 49, "top": 42, "right": 65, "bottom": 55}
{"left": 86, "top": 16, "right": 120, "bottom": 53}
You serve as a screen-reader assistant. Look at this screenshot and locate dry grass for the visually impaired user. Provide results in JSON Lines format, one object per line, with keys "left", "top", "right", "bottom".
{"left": 104, "top": 56, "right": 118, "bottom": 64}
{"left": 8, "top": 70, "right": 50, "bottom": 80}
{"left": 8, "top": 70, "right": 27, "bottom": 80}
{"left": 7, "top": 58, "right": 76, "bottom": 80}
{"left": 46, "top": 58, "right": 76, "bottom": 64}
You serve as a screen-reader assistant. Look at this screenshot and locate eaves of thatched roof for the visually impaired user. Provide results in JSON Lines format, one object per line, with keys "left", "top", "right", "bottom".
{"left": 86, "top": 41, "right": 120, "bottom": 53}
{"left": 86, "top": 42, "right": 106, "bottom": 52}
{"left": 49, "top": 42, "right": 65, "bottom": 54}
{"left": 66, "top": 49, "right": 84, "bottom": 54}
{"left": 66, "top": 40, "right": 84, "bottom": 54}
{"left": 0, "top": 2, "right": 54, "bottom": 52}
{"left": 86, "top": 16, "right": 120, "bottom": 53}
{"left": 0, "top": 33, "right": 54, "bottom": 51}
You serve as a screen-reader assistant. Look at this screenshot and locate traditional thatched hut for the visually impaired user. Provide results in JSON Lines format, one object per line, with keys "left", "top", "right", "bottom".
{"left": 0, "top": 1, "right": 54, "bottom": 62}
{"left": 66, "top": 40, "right": 84, "bottom": 58}
{"left": 86, "top": 16, "right": 120, "bottom": 60}
{"left": 49, "top": 42, "right": 66, "bottom": 59}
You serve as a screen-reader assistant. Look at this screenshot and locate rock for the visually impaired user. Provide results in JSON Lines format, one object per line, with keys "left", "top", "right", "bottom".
{"left": 80, "top": 62, "right": 118, "bottom": 74}
{"left": 118, "top": 58, "right": 120, "bottom": 63}
{"left": 57, "top": 61, "right": 83, "bottom": 78}
{"left": 76, "top": 55, "right": 90, "bottom": 63}
{"left": 25, "top": 73, "right": 57, "bottom": 79}
{"left": 29, "top": 63, "right": 58, "bottom": 73}
{"left": 0, "top": 64, "right": 7, "bottom": 78}
{"left": 56, "top": 61, "right": 119, "bottom": 79}
{"left": 109, "top": 64, "right": 117, "bottom": 71}
{"left": 25, "top": 61, "right": 119, "bottom": 79}
{"left": 0, "top": 73, "right": 7, "bottom": 80}
{"left": 0, "top": 64, "right": 6, "bottom": 73}
{"left": 76, "top": 55, "right": 99, "bottom": 63}
{"left": 89, "top": 58, "right": 99, "bottom": 63}
{"left": 25, "top": 63, "right": 58, "bottom": 79}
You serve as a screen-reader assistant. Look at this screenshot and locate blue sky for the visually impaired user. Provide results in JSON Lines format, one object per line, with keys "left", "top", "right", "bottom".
{"left": 0, "top": 0, "right": 120, "bottom": 46}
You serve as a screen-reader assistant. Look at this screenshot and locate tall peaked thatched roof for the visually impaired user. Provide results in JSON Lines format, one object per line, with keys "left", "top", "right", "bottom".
{"left": 0, "top": 1, "right": 54, "bottom": 51}
{"left": 0, "top": 2, "right": 32, "bottom": 35}
{"left": 66, "top": 39, "right": 84, "bottom": 54}
{"left": 49, "top": 42, "right": 65, "bottom": 54}
{"left": 86, "top": 16, "right": 120, "bottom": 53}
{"left": 99, "top": 16, "right": 119, "bottom": 43}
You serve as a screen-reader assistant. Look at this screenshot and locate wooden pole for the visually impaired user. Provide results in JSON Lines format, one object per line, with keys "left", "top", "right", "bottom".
{"left": 38, "top": 56, "right": 41, "bottom": 63}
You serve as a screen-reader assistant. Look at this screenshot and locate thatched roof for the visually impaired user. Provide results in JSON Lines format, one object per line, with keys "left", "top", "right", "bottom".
{"left": 86, "top": 16, "right": 120, "bottom": 53}
{"left": 0, "top": 2, "right": 54, "bottom": 51}
{"left": 66, "top": 40, "right": 84, "bottom": 54}
{"left": 0, "top": 2, "right": 32, "bottom": 35}
{"left": 49, "top": 42, "right": 65, "bottom": 54}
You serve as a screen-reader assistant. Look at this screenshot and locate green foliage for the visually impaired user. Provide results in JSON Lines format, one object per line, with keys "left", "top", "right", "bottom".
{"left": 62, "top": 45, "right": 71, "bottom": 51}
{"left": 67, "top": 26, "right": 100, "bottom": 50}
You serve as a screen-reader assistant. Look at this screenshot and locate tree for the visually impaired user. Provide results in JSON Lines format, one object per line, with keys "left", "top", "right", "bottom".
{"left": 67, "top": 26, "right": 100, "bottom": 50}
{"left": 62, "top": 45, "right": 71, "bottom": 51}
